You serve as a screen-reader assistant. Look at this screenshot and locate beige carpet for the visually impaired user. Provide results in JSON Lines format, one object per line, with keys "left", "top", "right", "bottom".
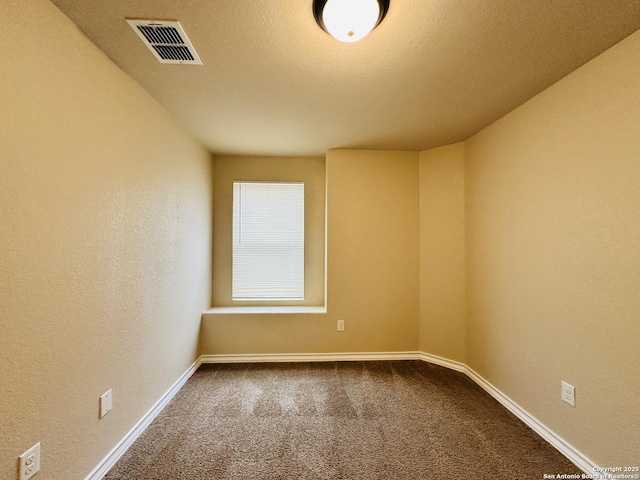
{"left": 105, "top": 361, "right": 581, "bottom": 479}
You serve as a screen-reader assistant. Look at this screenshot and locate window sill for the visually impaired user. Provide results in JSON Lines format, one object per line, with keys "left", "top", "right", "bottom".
{"left": 204, "top": 306, "right": 327, "bottom": 315}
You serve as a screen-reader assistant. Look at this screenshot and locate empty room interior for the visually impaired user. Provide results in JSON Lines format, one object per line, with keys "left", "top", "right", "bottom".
{"left": 1, "top": 0, "right": 639, "bottom": 478}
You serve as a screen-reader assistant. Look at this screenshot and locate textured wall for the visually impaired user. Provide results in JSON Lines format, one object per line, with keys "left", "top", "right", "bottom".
{"left": 465, "top": 30, "right": 640, "bottom": 465}
{"left": 419, "top": 144, "right": 466, "bottom": 362}
{"left": 201, "top": 150, "right": 420, "bottom": 354}
{"left": 325, "top": 150, "right": 420, "bottom": 352}
{"left": 0, "top": 1, "right": 212, "bottom": 478}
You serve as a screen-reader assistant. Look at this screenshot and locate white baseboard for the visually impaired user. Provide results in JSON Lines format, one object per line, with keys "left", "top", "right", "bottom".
{"left": 463, "top": 366, "right": 597, "bottom": 474}
{"left": 84, "top": 358, "right": 202, "bottom": 480}
{"left": 88, "top": 351, "right": 598, "bottom": 478}
{"left": 418, "top": 353, "right": 597, "bottom": 474}
{"left": 200, "top": 351, "right": 422, "bottom": 363}
{"left": 416, "top": 351, "right": 467, "bottom": 373}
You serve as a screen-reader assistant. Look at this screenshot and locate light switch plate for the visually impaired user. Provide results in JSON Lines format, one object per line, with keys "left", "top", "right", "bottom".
{"left": 100, "top": 389, "right": 112, "bottom": 418}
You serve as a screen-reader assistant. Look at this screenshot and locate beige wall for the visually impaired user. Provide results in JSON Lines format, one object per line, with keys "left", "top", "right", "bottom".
{"left": 465, "top": 30, "right": 640, "bottom": 465}
{"left": 201, "top": 149, "right": 420, "bottom": 354}
{"left": 212, "top": 155, "right": 326, "bottom": 307}
{"left": 419, "top": 144, "right": 466, "bottom": 362}
{"left": 0, "top": 1, "right": 212, "bottom": 479}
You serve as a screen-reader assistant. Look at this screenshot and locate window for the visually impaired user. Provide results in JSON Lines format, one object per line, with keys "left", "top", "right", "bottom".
{"left": 211, "top": 156, "right": 325, "bottom": 308}
{"left": 232, "top": 181, "right": 305, "bottom": 300}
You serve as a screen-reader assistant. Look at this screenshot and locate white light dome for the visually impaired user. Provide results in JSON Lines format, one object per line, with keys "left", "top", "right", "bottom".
{"left": 322, "top": 0, "right": 381, "bottom": 43}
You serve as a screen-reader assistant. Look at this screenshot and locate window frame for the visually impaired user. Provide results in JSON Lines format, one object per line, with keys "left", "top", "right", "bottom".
{"left": 231, "top": 180, "right": 305, "bottom": 301}
{"left": 211, "top": 156, "right": 326, "bottom": 308}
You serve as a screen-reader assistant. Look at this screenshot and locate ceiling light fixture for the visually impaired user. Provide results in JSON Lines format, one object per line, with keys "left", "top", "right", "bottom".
{"left": 313, "top": 0, "right": 390, "bottom": 43}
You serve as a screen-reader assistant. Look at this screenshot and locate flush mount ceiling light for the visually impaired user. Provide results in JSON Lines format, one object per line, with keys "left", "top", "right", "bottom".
{"left": 313, "top": 0, "right": 390, "bottom": 43}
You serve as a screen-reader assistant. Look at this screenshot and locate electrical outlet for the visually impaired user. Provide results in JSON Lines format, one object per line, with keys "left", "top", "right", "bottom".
{"left": 337, "top": 319, "right": 345, "bottom": 332}
{"left": 19, "top": 442, "right": 40, "bottom": 480}
{"left": 100, "top": 389, "right": 113, "bottom": 418}
{"left": 561, "top": 381, "right": 575, "bottom": 407}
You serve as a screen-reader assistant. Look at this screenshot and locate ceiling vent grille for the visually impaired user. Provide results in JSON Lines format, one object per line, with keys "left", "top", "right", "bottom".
{"left": 126, "top": 19, "right": 202, "bottom": 65}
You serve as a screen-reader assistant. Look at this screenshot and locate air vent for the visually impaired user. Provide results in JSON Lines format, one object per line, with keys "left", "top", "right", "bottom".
{"left": 126, "top": 19, "right": 202, "bottom": 65}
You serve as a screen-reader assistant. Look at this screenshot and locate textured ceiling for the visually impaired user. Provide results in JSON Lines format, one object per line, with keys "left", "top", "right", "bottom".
{"left": 50, "top": 0, "right": 640, "bottom": 156}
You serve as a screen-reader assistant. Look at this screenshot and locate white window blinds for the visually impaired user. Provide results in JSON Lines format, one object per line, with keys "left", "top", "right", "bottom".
{"left": 232, "top": 181, "right": 305, "bottom": 300}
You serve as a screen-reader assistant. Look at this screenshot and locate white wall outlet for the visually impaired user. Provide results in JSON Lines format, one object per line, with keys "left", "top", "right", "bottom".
{"left": 100, "top": 389, "right": 113, "bottom": 418}
{"left": 19, "top": 442, "right": 40, "bottom": 480}
{"left": 561, "top": 381, "right": 575, "bottom": 407}
{"left": 337, "top": 319, "right": 345, "bottom": 332}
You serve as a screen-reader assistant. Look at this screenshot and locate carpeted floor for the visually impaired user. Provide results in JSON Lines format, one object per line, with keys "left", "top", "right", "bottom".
{"left": 105, "top": 361, "right": 581, "bottom": 479}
